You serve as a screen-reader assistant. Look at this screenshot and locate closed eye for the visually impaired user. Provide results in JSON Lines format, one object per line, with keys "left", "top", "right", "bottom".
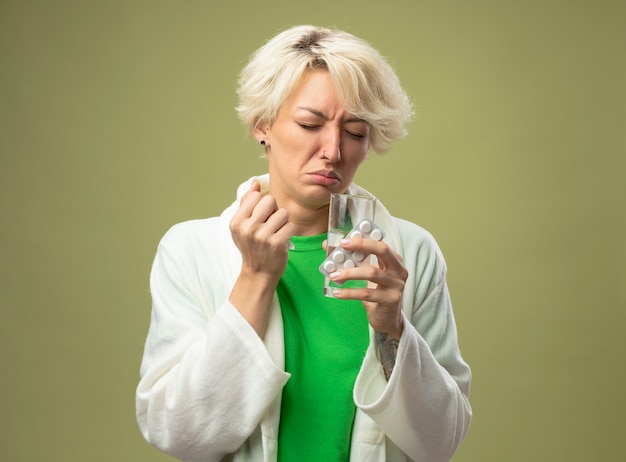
{"left": 345, "top": 130, "right": 366, "bottom": 139}
{"left": 298, "top": 123, "right": 321, "bottom": 131}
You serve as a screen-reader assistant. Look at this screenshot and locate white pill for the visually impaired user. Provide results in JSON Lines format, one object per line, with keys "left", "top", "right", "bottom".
{"left": 343, "top": 260, "right": 356, "bottom": 269}
{"left": 353, "top": 252, "right": 366, "bottom": 262}
{"left": 359, "top": 220, "right": 372, "bottom": 233}
{"left": 370, "top": 229, "right": 382, "bottom": 241}
{"left": 333, "top": 251, "right": 346, "bottom": 263}
{"left": 323, "top": 261, "right": 336, "bottom": 273}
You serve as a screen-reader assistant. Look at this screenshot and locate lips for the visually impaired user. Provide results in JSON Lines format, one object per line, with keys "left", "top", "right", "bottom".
{"left": 309, "top": 170, "right": 341, "bottom": 186}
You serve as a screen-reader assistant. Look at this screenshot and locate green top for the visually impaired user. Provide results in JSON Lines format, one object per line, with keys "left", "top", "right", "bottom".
{"left": 276, "top": 234, "right": 369, "bottom": 462}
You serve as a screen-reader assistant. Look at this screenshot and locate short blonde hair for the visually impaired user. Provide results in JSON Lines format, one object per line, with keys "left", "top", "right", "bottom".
{"left": 236, "top": 25, "right": 413, "bottom": 154}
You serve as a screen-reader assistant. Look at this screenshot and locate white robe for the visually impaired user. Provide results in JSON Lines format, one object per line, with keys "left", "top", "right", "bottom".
{"left": 136, "top": 174, "right": 472, "bottom": 462}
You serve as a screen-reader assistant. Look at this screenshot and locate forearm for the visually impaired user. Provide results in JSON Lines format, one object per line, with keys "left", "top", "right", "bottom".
{"left": 375, "top": 306, "right": 404, "bottom": 380}
{"left": 229, "top": 269, "right": 278, "bottom": 338}
{"left": 376, "top": 331, "right": 400, "bottom": 381}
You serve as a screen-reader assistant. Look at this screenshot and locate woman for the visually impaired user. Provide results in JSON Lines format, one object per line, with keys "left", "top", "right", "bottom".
{"left": 136, "top": 25, "right": 472, "bottom": 462}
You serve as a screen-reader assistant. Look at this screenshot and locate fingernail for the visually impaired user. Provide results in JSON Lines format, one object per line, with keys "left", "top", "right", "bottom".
{"left": 340, "top": 239, "right": 352, "bottom": 246}
{"left": 329, "top": 271, "right": 340, "bottom": 279}
{"left": 333, "top": 289, "right": 342, "bottom": 297}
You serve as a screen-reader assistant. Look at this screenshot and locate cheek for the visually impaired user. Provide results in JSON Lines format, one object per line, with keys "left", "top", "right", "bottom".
{"left": 270, "top": 130, "right": 301, "bottom": 156}
{"left": 345, "top": 145, "right": 368, "bottom": 168}
{"left": 282, "top": 130, "right": 317, "bottom": 155}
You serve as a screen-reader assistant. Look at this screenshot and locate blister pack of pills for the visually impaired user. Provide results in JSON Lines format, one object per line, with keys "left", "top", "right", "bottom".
{"left": 319, "top": 218, "right": 385, "bottom": 277}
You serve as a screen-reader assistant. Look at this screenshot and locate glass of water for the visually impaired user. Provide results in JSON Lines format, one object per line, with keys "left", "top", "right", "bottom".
{"left": 323, "top": 193, "right": 377, "bottom": 297}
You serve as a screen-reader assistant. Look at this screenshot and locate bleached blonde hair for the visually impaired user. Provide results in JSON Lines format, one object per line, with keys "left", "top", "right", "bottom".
{"left": 236, "top": 25, "right": 413, "bottom": 154}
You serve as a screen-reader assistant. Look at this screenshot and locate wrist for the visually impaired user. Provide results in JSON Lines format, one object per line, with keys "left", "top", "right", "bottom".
{"left": 379, "top": 313, "right": 404, "bottom": 341}
{"left": 229, "top": 272, "right": 277, "bottom": 338}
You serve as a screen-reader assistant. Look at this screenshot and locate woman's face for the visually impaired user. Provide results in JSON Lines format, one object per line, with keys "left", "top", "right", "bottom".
{"left": 257, "top": 70, "right": 370, "bottom": 210}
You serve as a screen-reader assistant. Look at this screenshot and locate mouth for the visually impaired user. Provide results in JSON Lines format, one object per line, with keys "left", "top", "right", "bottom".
{"left": 308, "top": 170, "right": 341, "bottom": 186}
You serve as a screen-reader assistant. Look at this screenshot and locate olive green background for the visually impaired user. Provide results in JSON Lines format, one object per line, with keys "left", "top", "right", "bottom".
{"left": 1, "top": 0, "right": 624, "bottom": 460}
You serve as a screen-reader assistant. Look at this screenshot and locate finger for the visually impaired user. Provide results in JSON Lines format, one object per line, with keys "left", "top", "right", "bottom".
{"left": 248, "top": 180, "right": 261, "bottom": 195}
{"left": 332, "top": 283, "right": 403, "bottom": 308}
{"left": 339, "top": 236, "right": 385, "bottom": 254}
{"left": 237, "top": 190, "right": 263, "bottom": 220}
{"left": 274, "top": 220, "right": 296, "bottom": 248}
{"left": 239, "top": 181, "right": 261, "bottom": 205}
{"left": 263, "top": 207, "right": 290, "bottom": 234}
{"left": 249, "top": 214, "right": 294, "bottom": 252}
{"left": 250, "top": 195, "right": 280, "bottom": 223}
{"left": 238, "top": 196, "right": 293, "bottom": 247}
{"left": 330, "top": 265, "right": 403, "bottom": 290}
{"left": 340, "top": 237, "right": 403, "bottom": 271}
{"left": 330, "top": 285, "right": 387, "bottom": 304}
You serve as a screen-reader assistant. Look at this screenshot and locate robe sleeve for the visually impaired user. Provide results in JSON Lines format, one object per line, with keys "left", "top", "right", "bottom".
{"left": 353, "top": 219, "right": 472, "bottom": 462}
{"left": 136, "top": 222, "right": 289, "bottom": 462}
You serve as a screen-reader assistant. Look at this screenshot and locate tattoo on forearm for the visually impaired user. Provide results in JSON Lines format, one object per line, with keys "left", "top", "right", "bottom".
{"left": 377, "top": 332, "right": 399, "bottom": 381}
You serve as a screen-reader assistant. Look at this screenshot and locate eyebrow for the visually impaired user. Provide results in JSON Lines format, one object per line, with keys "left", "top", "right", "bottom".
{"left": 297, "top": 106, "right": 366, "bottom": 123}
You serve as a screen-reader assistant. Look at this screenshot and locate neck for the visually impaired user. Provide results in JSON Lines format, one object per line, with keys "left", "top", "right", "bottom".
{"left": 286, "top": 201, "right": 329, "bottom": 236}
{"left": 270, "top": 191, "right": 329, "bottom": 236}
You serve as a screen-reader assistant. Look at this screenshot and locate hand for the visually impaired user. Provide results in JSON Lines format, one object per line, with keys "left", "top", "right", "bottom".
{"left": 228, "top": 182, "right": 294, "bottom": 337}
{"left": 229, "top": 181, "right": 295, "bottom": 284}
{"left": 328, "top": 236, "right": 407, "bottom": 339}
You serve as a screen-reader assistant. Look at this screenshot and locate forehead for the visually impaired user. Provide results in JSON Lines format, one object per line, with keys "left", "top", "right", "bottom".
{"left": 287, "top": 70, "right": 337, "bottom": 103}
{"left": 282, "top": 70, "right": 364, "bottom": 122}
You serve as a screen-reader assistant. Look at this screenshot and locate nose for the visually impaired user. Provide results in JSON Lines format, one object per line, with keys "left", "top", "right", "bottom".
{"left": 320, "top": 128, "right": 341, "bottom": 163}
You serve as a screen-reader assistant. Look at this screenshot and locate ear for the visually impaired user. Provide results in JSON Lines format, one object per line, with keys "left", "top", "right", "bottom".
{"left": 254, "top": 122, "right": 270, "bottom": 144}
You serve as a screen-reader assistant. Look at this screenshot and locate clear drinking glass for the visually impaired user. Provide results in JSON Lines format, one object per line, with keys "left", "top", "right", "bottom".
{"left": 323, "top": 193, "right": 377, "bottom": 297}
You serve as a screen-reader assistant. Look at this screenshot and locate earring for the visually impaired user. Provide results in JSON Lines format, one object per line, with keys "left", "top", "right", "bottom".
{"left": 260, "top": 140, "right": 266, "bottom": 146}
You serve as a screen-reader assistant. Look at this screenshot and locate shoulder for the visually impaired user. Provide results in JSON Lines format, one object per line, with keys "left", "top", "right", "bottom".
{"left": 157, "top": 190, "right": 241, "bottom": 251}
{"left": 157, "top": 217, "right": 224, "bottom": 255}
{"left": 392, "top": 218, "right": 444, "bottom": 257}
{"left": 391, "top": 217, "right": 448, "bottom": 279}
